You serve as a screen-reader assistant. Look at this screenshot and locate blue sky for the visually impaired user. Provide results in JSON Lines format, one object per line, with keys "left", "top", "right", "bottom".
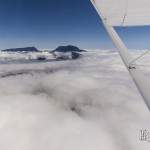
{"left": 0, "top": 0, "right": 150, "bottom": 50}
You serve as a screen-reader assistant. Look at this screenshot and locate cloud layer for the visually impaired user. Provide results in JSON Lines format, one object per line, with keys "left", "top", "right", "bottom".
{"left": 0, "top": 50, "right": 150, "bottom": 150}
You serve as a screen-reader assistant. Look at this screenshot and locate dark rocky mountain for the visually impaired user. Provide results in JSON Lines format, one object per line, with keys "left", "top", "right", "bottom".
{"left": 51, "top": 45, "right": 86, "bottom": 53}
{"left": 2, "top": 47, "right": 39, "bottom": 52}
{"left": 51, "top": 45, "right": 85, "bottom": 60}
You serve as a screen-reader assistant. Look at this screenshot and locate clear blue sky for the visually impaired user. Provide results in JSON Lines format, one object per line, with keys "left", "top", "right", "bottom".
{"left": 0, "top": 0, "right": 150, "bottom": 50}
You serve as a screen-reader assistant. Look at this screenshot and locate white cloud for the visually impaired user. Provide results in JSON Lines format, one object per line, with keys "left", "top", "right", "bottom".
{"left": 0, "top": 50, "right": 150, "bottom": 150}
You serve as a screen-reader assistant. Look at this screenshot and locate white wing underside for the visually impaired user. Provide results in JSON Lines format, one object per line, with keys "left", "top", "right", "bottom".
{"left": 91, "top": 0, "right": 150, "bottom": 110}
{"left": 93, "top": 0, "right": 150, "bottom": 26}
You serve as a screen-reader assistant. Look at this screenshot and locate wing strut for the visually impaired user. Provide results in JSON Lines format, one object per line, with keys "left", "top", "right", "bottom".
{"left": 91, "top": 0, "right": 150, "bottom": 110}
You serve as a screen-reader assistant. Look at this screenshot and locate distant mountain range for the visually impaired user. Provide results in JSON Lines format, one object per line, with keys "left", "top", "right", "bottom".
{"left": 1, "top": 45, "right": 86, "bottom": 53}
{"left": 2, "top": 47, "right": 39, "bottom": 52}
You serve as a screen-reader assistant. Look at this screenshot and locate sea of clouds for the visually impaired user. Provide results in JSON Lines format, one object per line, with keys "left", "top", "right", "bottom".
{"left": 0, "top": 50, "right": 150, "bottom": 150}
